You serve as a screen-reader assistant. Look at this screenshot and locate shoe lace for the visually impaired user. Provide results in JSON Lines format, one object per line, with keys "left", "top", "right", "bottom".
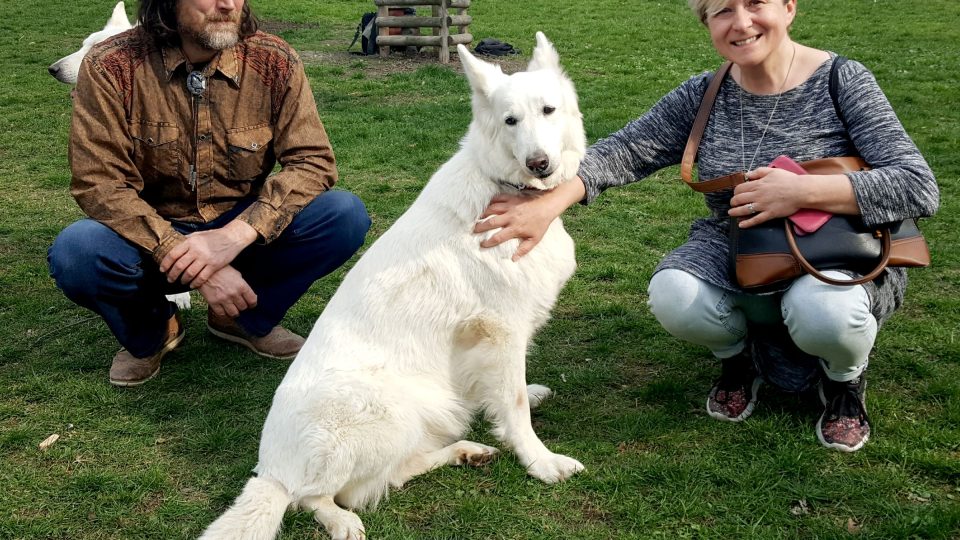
{"left": 824, "top": 379, "right": 870, "bottom": 427}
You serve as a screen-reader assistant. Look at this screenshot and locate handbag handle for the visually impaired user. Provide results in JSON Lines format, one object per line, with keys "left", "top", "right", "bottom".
{"left": 783, "top": 220, "right": 892, "bottom": 285}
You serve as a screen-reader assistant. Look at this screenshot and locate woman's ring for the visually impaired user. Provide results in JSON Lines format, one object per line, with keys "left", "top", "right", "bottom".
{"left": 748, "top": 202, "right": 757, "bottom": 214}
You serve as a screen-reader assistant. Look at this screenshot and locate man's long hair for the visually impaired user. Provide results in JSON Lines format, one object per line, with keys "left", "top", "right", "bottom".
{"left": 138, "top": 0, "right": 260, "bottom": 48}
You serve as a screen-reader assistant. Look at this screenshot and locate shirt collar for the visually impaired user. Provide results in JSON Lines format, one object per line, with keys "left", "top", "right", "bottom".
{"left": 161, "top": 44, "right": 241, "bottom": 87}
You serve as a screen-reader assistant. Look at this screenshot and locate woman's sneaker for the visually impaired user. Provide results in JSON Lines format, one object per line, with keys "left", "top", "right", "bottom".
{"left": 706, "top": 351, "right": 762, "bottom": 422}
{"left": 817, "top": 376, "right": 870, "bottom": 452}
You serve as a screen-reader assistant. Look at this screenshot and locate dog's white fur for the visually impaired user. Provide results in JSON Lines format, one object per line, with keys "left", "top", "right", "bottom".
{"left": 51, "top": 2, "right": 193, "bottom": 311}
{"left": 49, "top": 2, "right": 134, "bottom": 84}
{"left": 199, "top": 33, "right": 586, "bottom": 540}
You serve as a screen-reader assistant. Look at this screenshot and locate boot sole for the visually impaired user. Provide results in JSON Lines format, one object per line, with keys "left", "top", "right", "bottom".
{"left": 206, "top": 323, "right": 297, "bottom": 360}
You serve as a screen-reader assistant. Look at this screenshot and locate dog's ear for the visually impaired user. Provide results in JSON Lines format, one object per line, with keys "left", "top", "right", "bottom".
{"left": 107, "top": 2, "right": 132, "bottom": 29}
{"left": 527, "top": 32, "right": 560, "bottom": 73}
{"left": 457, "top": 44, "right": 504, "bottom": 98}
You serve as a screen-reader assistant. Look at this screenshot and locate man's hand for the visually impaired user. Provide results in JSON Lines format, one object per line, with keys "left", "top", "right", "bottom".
{"left": 160, "top": 220, "right": 258, "bottom": 288}
{"left": 198, "top": 265, "right": 258, "bottom": 318}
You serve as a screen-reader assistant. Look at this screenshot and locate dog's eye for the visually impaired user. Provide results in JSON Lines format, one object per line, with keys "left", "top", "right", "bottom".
{"left": 505, "top": 116, "right": 518, "bottom": 126}
{"left": 543, "top": 106, "right": 556, "bottom": 115}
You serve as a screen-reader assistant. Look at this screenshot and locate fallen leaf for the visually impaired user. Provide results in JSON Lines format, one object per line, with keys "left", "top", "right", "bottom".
{"left": 39, "top": 433, "right": 60, "bottom": 451}
{"left": 789, "top": 499, "right": 810, "bottom": 516}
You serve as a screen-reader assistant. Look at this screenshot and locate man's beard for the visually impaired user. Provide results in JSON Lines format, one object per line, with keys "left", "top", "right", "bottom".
{"left": 181, "top": 16, "right": 241, "bottom": 51}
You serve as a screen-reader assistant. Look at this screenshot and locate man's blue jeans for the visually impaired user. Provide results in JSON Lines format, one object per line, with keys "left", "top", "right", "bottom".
{"left": 48, "top": 191, "right": 370, "bottom": 358}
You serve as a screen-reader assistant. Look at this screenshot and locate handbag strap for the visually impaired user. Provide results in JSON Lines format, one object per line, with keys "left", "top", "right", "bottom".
{"left": 680, "top": 56, "right": 865, "bottom": 193}
{"left": 680, "top": 61, "right": 734, "bottom": 190}
{"left": 784, "top": 220, "right": 892, "bottom": 286}
{"left": 829, "top": 55, "right": 850, "bottom": 133}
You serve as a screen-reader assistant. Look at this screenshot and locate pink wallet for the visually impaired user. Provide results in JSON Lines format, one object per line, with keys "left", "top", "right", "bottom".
{"left": 769, "top": 155, "right": 832, "bottom": 235}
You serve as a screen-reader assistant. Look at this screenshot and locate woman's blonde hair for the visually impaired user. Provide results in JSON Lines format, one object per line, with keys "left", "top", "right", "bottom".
{"left": 688, "top": 0, "right": 728, "bottom": 24}
{"left": 688, "top": 0, "right": 791, "bottom": 25}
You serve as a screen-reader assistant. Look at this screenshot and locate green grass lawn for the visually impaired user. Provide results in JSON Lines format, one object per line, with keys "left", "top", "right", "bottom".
{"left": 1, "top": 0, "right": 958, "bottom": 538}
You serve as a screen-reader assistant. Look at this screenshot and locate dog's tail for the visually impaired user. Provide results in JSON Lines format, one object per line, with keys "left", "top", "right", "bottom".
{"left": 199, "top": 476, "right": 291, "bottom": 540}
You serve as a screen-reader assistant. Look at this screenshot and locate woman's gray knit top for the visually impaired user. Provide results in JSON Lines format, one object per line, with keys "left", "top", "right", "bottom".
{"left": 577, "top": 55, "right": 939, "bottom": 324}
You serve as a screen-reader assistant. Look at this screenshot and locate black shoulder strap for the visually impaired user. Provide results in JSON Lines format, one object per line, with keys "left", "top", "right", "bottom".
{"left": 829, "top": 55, "right": 850, "bottom": 132}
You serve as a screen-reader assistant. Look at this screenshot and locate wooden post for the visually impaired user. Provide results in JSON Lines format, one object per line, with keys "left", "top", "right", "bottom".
{"left": 377, "top": 4, "right": 389, "bottom": 57}
{"left": 438, "top": 0, "right": 449, "bottom": 63}
{"left": 373, "top": 0, "right": 470, "bottom": 63}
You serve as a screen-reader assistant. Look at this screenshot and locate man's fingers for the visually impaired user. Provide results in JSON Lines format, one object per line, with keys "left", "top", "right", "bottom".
{"left": 224, "top": 303, "right": 240, "bottom": 318}
{"left": 167, "top": 254, "right": 195, "bottom": 283}
{"left": 189, "top": 266, "right": 216, "bottom": 289}
{"left": 241, "top": 287, "right": 258, "bottom": 308}
{"left": 179, "top": 259, "right": 205, "bottom": 285}
{"left": 159, "top": 243, "right": 188, "bottom": 273}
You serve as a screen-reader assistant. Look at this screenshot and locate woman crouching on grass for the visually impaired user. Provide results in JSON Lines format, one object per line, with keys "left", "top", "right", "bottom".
{"left": 475, "top": 0, "right": 938, "bottom": 452}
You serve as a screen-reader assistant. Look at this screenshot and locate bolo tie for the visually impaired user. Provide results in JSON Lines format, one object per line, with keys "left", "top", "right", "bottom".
{"left": 186, "top": 70, "right": 206, "bottom": 191}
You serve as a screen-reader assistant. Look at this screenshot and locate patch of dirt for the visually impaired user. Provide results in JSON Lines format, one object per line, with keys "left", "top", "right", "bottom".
{"left": 299, "top": 49, "right": 528, "bottom": 77}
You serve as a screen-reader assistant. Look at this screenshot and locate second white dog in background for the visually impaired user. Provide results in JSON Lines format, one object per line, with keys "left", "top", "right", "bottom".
{"left": 48, "top": 1, "right": 134, "bottom": 84}
{"left": 200, "top": 32, "right": 586, "bottom": 540}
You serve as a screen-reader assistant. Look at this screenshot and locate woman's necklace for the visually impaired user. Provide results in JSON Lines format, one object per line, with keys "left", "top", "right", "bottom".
{"left": 739, "top": 43, "right": 797, "bottom": 172}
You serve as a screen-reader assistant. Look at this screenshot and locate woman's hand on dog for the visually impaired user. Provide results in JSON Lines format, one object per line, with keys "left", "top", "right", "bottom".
{"left": 475, "top": 177, "right": 586, "bottom": 261}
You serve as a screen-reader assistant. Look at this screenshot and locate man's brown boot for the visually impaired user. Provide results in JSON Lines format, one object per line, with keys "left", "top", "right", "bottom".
{"left": 206, "top": 310, "right": 304, "bottom": 359}
{"left": 109, "top": 313, "right": 185, "bottom": 387}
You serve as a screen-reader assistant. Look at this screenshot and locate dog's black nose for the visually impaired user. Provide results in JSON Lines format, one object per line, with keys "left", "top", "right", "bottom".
{"left": 526, "top": 154, "right": 549, "bottom": 174}
{"left": 48, "top": 65, "right": 59, "bottom": 77}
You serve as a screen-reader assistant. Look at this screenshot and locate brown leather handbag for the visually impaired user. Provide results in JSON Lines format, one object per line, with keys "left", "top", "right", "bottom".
{"left": 680, "top": 61, "right": 930, "bottom": 291}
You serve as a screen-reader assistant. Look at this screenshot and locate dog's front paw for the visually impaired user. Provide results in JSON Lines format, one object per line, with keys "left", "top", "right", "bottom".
{"left": 525, "top": 452, "right": 584, "bottom": 484}
{"left": 325, "top": 513, "right": 366, "bottom": 540}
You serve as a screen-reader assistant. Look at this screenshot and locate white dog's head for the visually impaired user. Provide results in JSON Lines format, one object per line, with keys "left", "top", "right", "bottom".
{"left": 49, "top": 1, "right": 134, "bottom": 84}
{"left": 457, "top": 32, "right": 586, "bottom": 191}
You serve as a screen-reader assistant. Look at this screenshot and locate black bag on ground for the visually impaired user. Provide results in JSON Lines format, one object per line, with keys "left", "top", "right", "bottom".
{"left": 348, "top": 12, "right": 378, "bottom": 55}
{"left": 474, "top": 38, "right": 520, "bottom": 56}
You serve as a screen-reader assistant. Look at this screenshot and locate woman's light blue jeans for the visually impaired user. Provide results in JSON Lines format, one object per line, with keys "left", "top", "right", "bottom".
{"left": 648, "top": 269, "right": 877, "bottom": 382}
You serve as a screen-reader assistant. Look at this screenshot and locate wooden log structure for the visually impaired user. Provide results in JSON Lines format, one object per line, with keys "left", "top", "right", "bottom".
{"left": 373, "top": 0, "right": 472, "bottom": 63}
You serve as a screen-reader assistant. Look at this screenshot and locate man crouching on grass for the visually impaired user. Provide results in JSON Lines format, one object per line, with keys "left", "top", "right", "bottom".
{"left": 48, "top": 0, "right": 370, "bottom": 386}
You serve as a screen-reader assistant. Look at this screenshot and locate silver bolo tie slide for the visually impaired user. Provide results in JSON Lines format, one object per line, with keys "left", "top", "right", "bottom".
{"left": 186, "top": 70, "right": 206, "bottom": 96}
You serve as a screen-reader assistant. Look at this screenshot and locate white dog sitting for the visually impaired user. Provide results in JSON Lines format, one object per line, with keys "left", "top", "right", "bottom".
{"left": 200, "top": 32, "right": 587, "bottom": 540}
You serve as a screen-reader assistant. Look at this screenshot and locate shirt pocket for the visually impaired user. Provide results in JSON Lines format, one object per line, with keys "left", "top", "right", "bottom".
{"left": 130, "top": 121, "right": 181, "bottom": 180}
{"left": 227, "top": 124, "right": 273, "bottom": 181}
